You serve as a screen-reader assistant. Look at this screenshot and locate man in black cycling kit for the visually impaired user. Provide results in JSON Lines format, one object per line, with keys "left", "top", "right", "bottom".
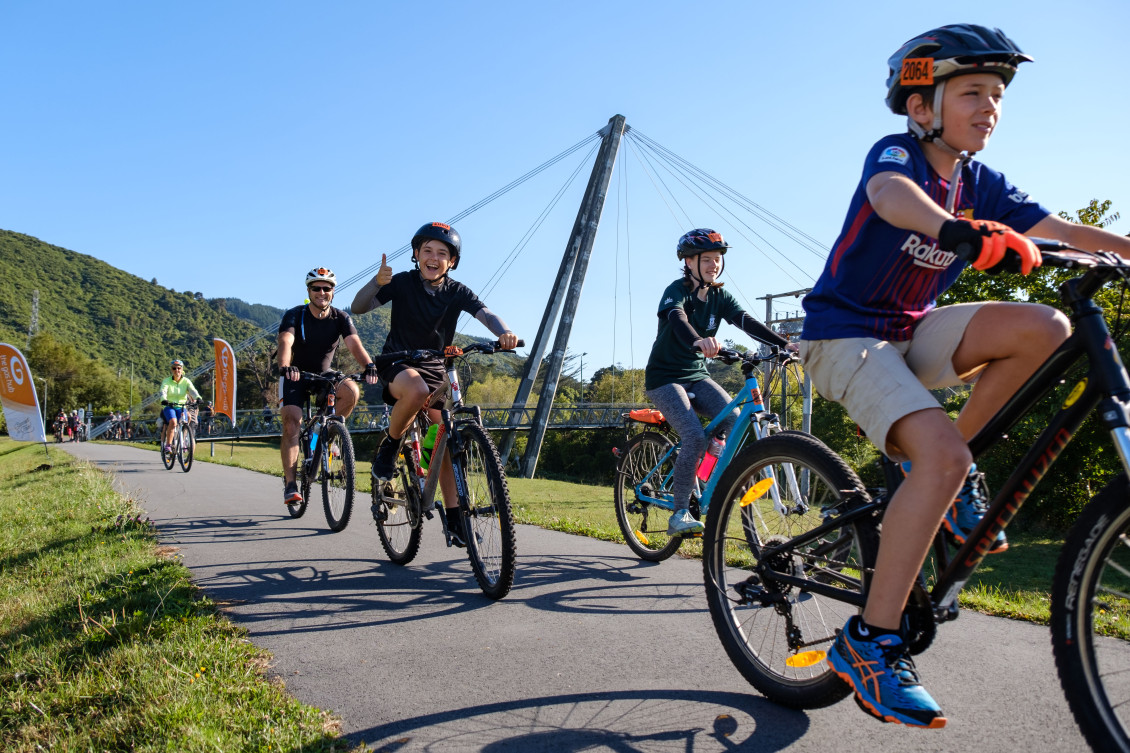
{"left": 277, "top": 267, "right": 380, "bottom": 504}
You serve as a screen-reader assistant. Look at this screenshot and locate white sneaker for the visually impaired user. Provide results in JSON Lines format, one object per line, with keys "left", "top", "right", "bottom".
{"left": 667, "top": 509, "right": 704, "bottom": 536}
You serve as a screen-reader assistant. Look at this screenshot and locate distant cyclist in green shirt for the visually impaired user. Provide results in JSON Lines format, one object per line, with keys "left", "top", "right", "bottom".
{"left": 159, "top": 359, "right": 202, "bottom": 454}
{"left": 644, "top": 229, "right": 793, "bottom": 536}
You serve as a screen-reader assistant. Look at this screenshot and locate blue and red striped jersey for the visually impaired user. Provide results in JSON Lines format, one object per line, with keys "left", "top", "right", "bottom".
{"left": 802, "top": 134, "right": 1049, "bottom": 341}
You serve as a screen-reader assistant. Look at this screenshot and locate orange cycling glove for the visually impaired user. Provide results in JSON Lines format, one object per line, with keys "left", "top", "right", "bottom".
{"left": 938, "top": 218, "right": 1042, "bottom": 275}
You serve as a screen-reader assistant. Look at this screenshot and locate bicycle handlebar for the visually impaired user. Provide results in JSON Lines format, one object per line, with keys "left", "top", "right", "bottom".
{"left": 693, "top": 344, "right": 799, "bottom": 368}
{"left": 371, "top": 339, "right": 526, "bottom": 368}
{"left": 296, "top": 370, "right": 363, "bottom": 383}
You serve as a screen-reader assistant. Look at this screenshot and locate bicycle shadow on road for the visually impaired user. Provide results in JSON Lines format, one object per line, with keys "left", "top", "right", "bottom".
{"left": 346, "top": 688, "right": 807, "bottom": 753}
{"left": 151, "top": 513, "right": 334, "bottom": 547}
{"left": 183, "top": 550, "right": 711, "bottom": 638}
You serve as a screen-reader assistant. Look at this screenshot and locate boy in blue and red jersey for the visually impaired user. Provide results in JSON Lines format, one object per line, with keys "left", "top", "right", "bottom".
{"left": 800, "top": 24, "right": 1130, "bottom": 728}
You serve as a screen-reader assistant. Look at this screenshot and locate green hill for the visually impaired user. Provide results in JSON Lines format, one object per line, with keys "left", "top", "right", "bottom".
{"left": 0, "top": 230, "right": 266, "bottom": 386}
{"left": 217, "top": 297, "right": 286, "bottom": 330}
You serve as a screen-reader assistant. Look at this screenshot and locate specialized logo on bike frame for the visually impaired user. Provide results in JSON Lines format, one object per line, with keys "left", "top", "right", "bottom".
{"left": 900, "top": 233, "right": 958, "bottom": 270}
{"left": 749, "top": 387, "right": 763, "bottom": 407}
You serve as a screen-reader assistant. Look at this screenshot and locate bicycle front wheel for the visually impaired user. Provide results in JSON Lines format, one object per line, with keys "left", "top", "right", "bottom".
{"left": 614, "top": 431, "right": 683, "bottom": 562}
{"left": 287, "top": 449, "right": 310, "bottom": 519}
{"left": 321, "top": 421, "right": 356, "bottom": 532}
{"left": 375, "top": 448, "right": 424, "bottom": 564}
{"left": 703, "top": 432, "right": 870, "bottom": 709}
{"left": 161, "top": 431, "right": 176, "bottom": 470}
{"left": 177, "top": 424, "right": 194, "bottom": 472}
{"left": 1052, "top": 474, "right": 1130, "bottom": 753}
{"left": 453, "top": 422, "right": 516, "bottom": 600}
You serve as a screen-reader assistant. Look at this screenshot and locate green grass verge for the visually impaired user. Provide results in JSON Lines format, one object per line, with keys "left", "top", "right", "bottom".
{"left": 0, "top": 439, "right": 365, "bottom": 752}
{"left": 130, "top": 436, "right": 1075, "bottom": 628}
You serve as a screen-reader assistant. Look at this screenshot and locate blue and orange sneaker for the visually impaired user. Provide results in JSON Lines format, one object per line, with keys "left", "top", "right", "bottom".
{"left": 827, "top": 616, "right": 946, "bottom": 728}
{"left": 942, "top": 464, "right": 1007, "bottom": 553}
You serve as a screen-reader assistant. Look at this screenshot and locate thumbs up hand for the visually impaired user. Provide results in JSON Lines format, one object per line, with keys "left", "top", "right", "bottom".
{"left": 376, "top": 254, "right": 392, "bottom": 286}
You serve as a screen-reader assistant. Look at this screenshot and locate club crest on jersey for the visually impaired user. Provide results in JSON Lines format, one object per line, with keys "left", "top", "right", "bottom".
{"left": 878, "top": 146, "right": 910, "bottom": 165}
{"left": 708, "top": 315, "right": 717, "bottom": 330}
{"left": 901, "top": 233, "right": 958, "bottom": 271}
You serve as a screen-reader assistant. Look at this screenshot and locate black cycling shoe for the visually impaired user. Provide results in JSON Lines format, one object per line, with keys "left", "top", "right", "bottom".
{"left": 370, "top": 499, "right": 388, "bottom": 523}
{"left": 445, "top": 508, "right": 467, "bottom": 548}
{"left": 370, "top": 438, "right": 399, "bottom": 482}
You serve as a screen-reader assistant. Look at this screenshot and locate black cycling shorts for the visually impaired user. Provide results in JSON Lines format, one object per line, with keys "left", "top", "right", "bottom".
{"left": 378, "top": 360, "right": 445, "bottom": 408}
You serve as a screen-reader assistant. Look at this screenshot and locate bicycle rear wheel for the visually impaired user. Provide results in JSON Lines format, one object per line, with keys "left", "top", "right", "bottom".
{"left": 703, "top": 432, "right": 871, "bottom": 709}
{"left": 614, "top": 431, "right": 683, "bottom": 562}
{"left": 1052, "top": 474, "right": 1130, "bottom": 753}
{"left": 177, "top": 423, "right": 194, "bottom": 472}
{"left": 321, "top": 420, "right": 355, "bottom": 532}
{"left": 374, "top": 452, "right": 424, "bottom": 564}
{"left": 453, "top": 422, "right": 516, "bottom": 600}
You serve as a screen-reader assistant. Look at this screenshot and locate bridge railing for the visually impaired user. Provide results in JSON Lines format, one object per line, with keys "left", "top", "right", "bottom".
{"left": 92, "top": 402, "right": 650, "bottom": 442}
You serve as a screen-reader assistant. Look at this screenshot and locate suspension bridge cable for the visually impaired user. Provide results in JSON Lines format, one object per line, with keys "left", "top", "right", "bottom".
{"left": 629, "top": 128, "right": 830, "bottom": 257}
{"left": 141, "top": 130, "right": 607, "bottom": 400}
{"left": 457, "top": 140, "right": 600, "bottom": 330}
{"left": 477, "top": 141, "right": 600, "bottom": 300}
{"left": 622, "top": 136, "right": 688, "bottom": 230}
{"left": 342, "top": 131, "right": 604, "bottom": 293}
{"left": 626, "top": 132, "right": 811, "bottom": 290}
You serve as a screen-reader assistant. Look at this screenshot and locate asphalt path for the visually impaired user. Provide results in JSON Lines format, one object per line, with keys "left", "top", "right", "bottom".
{"left": 63, "top": 441, "right": 1096, "bottom": 752}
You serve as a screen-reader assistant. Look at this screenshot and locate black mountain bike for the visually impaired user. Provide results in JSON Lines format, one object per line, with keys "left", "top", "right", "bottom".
{"left": 703, "top": 244, "right": 1130, "bottom": 752}
{"left": 370, "top": 341, "right": 521, "bottom": 600}
{"left": 286, "top": 371, "right": 362, "bottom": 532}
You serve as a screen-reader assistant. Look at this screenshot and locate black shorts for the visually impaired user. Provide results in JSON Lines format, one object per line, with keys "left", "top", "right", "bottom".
{"left": 280, "top": 376, "right": 318, "bottom": 408}
{"left": 379, "top": 360, "right": 445, "bottom": 408}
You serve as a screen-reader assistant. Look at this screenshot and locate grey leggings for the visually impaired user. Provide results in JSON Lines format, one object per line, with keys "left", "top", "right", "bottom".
{"left": 644, "top": 378, "right": 737, "bottom": 510}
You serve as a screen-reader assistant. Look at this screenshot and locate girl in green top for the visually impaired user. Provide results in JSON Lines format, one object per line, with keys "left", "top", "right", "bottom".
{"left": 644, "top": 229, "right": 791, "bottom": 535}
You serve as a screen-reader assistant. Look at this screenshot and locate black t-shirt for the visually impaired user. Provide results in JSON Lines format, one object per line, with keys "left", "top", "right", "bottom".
{"left": 278, "top": 304, "right": 358, "bottom": 373}
{"left": 372, "top": 271, "right": 486, "bottom": 355}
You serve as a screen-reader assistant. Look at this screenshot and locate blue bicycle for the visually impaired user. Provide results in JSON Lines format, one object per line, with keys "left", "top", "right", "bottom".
{"left": 613, "top": 347, "right": 834, "bottom": 561}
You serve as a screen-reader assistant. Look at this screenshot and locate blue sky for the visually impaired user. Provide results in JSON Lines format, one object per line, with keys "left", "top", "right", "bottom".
{"left": 3, "top": 1, "right": 1127, "bottom": 376}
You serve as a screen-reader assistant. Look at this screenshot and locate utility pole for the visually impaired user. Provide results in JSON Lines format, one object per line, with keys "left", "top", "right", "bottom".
{"left": 26, "top": 290, "right": 39, "bottom": 346}
{"left": 497, "top": 114, "right": 627, "bottom": 476}
{"left": 757, "top": 288, "right": 813, "bottom": 433}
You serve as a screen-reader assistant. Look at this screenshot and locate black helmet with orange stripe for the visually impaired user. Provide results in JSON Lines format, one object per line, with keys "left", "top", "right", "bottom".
{"left": 885, "top": 24, "right": 1031, "bottom": 143}
{"left": 411, "top": 222, "right": 462, "bottom": 270}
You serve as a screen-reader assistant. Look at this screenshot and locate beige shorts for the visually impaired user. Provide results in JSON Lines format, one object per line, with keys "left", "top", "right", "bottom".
{"left": 799, "top": 303, "right": 986, "bottom": 460}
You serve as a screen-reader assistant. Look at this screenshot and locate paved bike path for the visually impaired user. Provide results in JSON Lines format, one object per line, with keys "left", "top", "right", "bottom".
{"left": 64, "top": 442, "right": 1092, "bottom": 752}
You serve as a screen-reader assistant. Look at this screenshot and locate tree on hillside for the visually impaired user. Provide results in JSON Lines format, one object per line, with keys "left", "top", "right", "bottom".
{"left": 25, "top": 332, "right": 131, "bottom": 415}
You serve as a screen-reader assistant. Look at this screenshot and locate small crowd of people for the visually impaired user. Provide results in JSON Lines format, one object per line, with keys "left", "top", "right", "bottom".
{"left": 52, "top": 409, "right": 86, "bottom": 442}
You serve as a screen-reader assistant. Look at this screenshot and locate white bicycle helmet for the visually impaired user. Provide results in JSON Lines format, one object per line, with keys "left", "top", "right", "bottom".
{"left": 305, "top": 267, "right": 337, "bottom": 288}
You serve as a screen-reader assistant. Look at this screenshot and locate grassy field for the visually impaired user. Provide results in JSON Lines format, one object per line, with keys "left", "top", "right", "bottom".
{"left": 0, "top": 439, "right": 364, "bottom": 752}
{"left": 148, "top": 435, "right": 1066, "bottom": 624}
